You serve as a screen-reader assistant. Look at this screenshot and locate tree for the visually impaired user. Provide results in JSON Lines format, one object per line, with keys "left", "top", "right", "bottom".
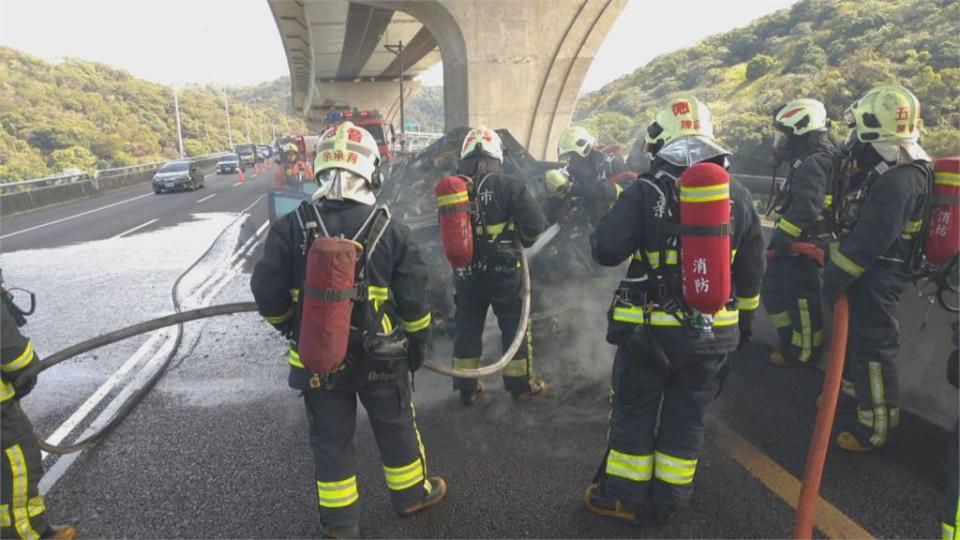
{"left": 746, "top": 55, "right": 776, "bottom": 80}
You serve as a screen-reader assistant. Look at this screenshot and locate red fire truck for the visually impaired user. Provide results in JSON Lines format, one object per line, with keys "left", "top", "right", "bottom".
{"left": 325, "top": 109, "right": 395, "bottom": 163}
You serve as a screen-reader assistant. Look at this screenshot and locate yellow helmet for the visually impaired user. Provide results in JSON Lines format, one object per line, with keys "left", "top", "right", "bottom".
{"left": 773, "top": 98, "right": 827, "bottom": 136}
{"left": 544, "top": 168, "right": 571, "bottom": 197}
{"left": 314, "top": 121, "right": 381, "bottom": 182}
{"left": 845, "top": 85, "right": 921, "bottom": 143}
{"left": 558, "top": 126, "right": 596, "bottom": 159}
{"left": 644, "top": 95, "right": 715, "bottom": 150}
{"left": 460, "top": 126, "right": 504, "bottom": 162}
{"left": 283, "top": 143, "right": 298, "bottom": 155}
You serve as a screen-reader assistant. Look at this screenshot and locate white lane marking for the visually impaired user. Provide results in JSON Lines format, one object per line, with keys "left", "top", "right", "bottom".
{"left": 1, "top": 192, "right": 153, "bottom": 240}
{"left": 232, "top": 182, "right": 243, "bottom": 187}
{"left": 196, "top": 193, "right": 217, "bottom": 204}
{"left": 111, "top": 218, "right": 159, "bottom": 239}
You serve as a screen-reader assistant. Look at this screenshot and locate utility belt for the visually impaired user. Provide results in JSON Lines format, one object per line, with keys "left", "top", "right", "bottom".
{"left": 457, "top": 238, "right": 522, "bottom": 278}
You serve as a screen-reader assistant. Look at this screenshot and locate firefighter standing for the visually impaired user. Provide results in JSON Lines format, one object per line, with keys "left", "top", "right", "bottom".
{"left": 251, "top": 122, "right": 445, "bottom": 538}
{"left": 762, "top": 99, "right": 841, "bottom": 367}
{"left": 450, "top": 126, "right": 547, "bottom": 406}
{"left": 582, "top": 96, "right": 765, "bottom": 525}
{"left": 1, "top": 277, "right": 76, "bottom": 540}
{"left": 824, "top": 85, "right": 931, "bottom": 452}
{"left": 274, "top": 143, "right": 314, "bottom": 190}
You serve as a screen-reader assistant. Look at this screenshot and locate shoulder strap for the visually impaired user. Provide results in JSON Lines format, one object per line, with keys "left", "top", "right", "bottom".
{"left": 351, "top": 205, "right": 392, "bottom": 281}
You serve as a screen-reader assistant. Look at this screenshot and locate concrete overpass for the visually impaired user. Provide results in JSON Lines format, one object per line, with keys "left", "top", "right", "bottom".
{"left": 269, "top": 0, "right": 627, "bottom": 160}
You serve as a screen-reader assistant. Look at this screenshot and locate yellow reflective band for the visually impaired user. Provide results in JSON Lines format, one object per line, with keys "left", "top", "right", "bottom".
{"left": 644, "top": 250, "right": 678, "bottom": 269}
{"left": 868, "top": 361, "right": 888, "bottom": 447}
{"left": 842, "top": 379, "right": 857, "bottom": 397}
{"left": 452, "top": 357, "right": 479, "bottom": 370}
{"left": 6, "top": 444, "right": 40, "bottom": 540}
{"left": 612, "top": 305, "right": 644, "bottom": 324}
{"left": 1, "top": 341, "right": 35, "bottom": 373}
{"left": 0, "top": 504, "right": 8, "bottom": 528}
{"left": 902, "top": 219, "right": 923, "bottom": 238}
{"left": 436, "top": 191, "right": 469, "bottom": 207}
{"left": 614, "top": 306, "right": 738, "bottom": 327}
{"left": 402, "top": 312, "right": 431, "bottom": 333}
{"left": 798, "top": 298, "right": 813, "bottom": 362}
{"left": 654, "top": 451, "right": 697, "bottom": 485}
{"left": 0, "top": 381, "right": 15, "bottom": 402}
{"left": 317, "top": 477, "right": 359, "bottom": 508}
{"left": 944, "top": 522, "right": 956, "bottom": 540}
{"left": 680, "top": 183, "right": 729, "bottom": 203}
{"left": 857, "top": 407, "right": 900, "bottom": 429}
{"left": 776, "top": 218, "right": 802, "bottom": 238}
{"left": 632, "top": 251, "right": 644, "bottom": 262}
{"left": 26, "top": 498, "right": 44, "bottom": 518}
{"left": 368, "top": 286, "right": 389, "bottom": 301}
{"left": 480, "top": 222, "right": 514, "bottom": 238}
{"left": 502, "top": 356, "right": 530, "bottom": 378}
{"left": 605, "top": 449, "right": 653, "bottom": 482}
{"left": 288, "top": 349, "right": 304, "bottom": 368}
{"left": 736, "top": 295, "right": 760, "bottom": 311}
{"left": 263, "top": 308, "right": 293, "bottom": 325}
{"left": 290, "top": 289, "right": 301, "bottom": 302}
{"left": 613, "top": 183, "right": 624, "bottom": 205}
{"left": 824, "top": 195, "right": 834, "bottom": 208}
{"left": 731, "top": 248, "right": 738, "bottom": 263}
{"left": 829, "top": 242, "right": 864, "bottom": 278}
{"left": 384, "top": 459, "right": 425, "bottom": 491}
{"left": 769, "top": 311, "right": 791, "bottom": 329}
{"left": 936, "top": 171, "right": 960, "bottom": 187}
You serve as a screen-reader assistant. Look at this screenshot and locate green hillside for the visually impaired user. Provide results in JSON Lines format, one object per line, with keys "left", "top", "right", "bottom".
{"left": 406, "top": 85, "right": 444, "bottom": 132}
{"left": 574, "top": 0, "right": 959, "bottom": 173}
{"left": 0, "top": 47, "right": 305, "bottom": 182}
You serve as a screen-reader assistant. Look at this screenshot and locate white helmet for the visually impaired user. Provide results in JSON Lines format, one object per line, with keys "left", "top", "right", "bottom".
{"left": 460, "top": 126, "right": 504, "bottom": 163}
{"left": 313, "top": 121, "right": 381, "bottom": 205}
{"left": 773, "top": 99, "right": 828, "bottom": 136}
{"left": 558, "top": 126, "right": 596, "bottom": 159}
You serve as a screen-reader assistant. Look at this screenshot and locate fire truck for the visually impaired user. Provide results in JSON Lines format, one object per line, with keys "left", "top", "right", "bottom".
{"left": 325, "top": 109, "right": 395, "bottom": 163}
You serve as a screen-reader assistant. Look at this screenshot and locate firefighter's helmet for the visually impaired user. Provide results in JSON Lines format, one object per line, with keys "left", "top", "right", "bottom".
{"left": 460, "top": 126, "right": 504, "bottom": 163}
{"left": 558, "top": 126, "right": 595, "bottom": 159}
{"left": 283, "top": 143, "right": 298, "bottom": 156}
{"left": 645, "top": 96, "right": 729, "bottom": 167}
{"left": 772, "top": 99, "right": 827, "bottom": 136}
{"left": 845, "top": 85, "right": 922, "bottom": 143}
{"left": 544, "top": 168, "right": 571, "bottom": 197}
{"left": 313, "top": 121, "right": 381, "bottom": 205}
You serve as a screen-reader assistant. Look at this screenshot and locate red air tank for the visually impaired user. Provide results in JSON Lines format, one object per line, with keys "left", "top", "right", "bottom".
{"left": 679, "top": 162, "right": 732, "bottom": 314}
{"left": 435, "top": 175, "right": 475, "bottom": 269}
{"left": 924, "top": 156, "right": 960, "bottom": 267}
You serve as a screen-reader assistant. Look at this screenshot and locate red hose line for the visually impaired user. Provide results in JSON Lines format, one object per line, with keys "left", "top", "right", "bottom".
{"left": 793, "top": 293, "right": 850, "bottom": 539}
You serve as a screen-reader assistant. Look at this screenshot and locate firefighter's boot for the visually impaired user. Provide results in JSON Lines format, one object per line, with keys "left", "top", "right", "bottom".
{"left": 836, "top": 431, "right": 877, "bottom": 453}
{"left": 399, "top": 476, "right": 448, "bottom": 516}
{"left": 43, "top": 525, "right": 78, "bottom": 540}
{"left": 582, "top": 484, "right": 637, "bottom": 524}
{"left": 652, "top": 504, "right": 677, "bottom": 527}
{"left": 769, "top": 349, "right": 807, "bottom": 368}
{"left": 318, "top": 523, "right": 360, "bottom": 540}
{"left": 513, "top": 379, "right": 548, "bottom": 401}
{"left": 460, "top": 382, "right": 485, "bottom": 407}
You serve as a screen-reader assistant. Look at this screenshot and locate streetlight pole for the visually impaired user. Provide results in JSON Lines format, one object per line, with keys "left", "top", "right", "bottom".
{"left": 222, "top": 87, "right": 233, "bottom": 149}
{"left": 245, "top": 106, "right": 252, "bottom": 142}
{"left": 173, "top": 84, "right": 185, "bottom": 158}
{"left": 385, "top": 40, "right": 406, "bottom": 154}
{"left": 258, "top": 111, "right": 264, "bottom": 144}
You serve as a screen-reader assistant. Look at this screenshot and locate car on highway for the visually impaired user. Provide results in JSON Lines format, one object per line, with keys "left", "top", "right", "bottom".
{"left": 152, "top": 160, "right": 204, "bottom": 194}
{"left": 235, "top": 144, "right": 257, "bottom": 168}
{"left": 257, "top": 145, "right": 272, "bottom": 160}
{"left": 216, "top": 154, "right": 240, "bottom": 174}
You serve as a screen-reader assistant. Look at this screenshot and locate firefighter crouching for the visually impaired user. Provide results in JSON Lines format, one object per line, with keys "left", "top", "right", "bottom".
{"left": 762, "top": 99, "right": 841, "bottom": 367}
{"left": 582, "top": 96, "right": 765, "bottom": 526}
{"left": 251, "top": 122, "right": 445, "bottom": 538}
{"left": 823, "top": 85, "right": 931, "bottom": 452}
{"left": 550, "top": 125, "right": 631, "bottom": 227}
{"left": 449, "top": 126, "right": 547, "bottom": 406}
{"left": 275, "top": 143, "right": 314, "bottom": 190}
{"left": 1, "top": 275, "right": 77, "bottom": 540}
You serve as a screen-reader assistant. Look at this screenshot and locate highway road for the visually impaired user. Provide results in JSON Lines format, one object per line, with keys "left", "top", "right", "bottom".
{"left": 0, "top": 166, "right": 953, "bottom": 538}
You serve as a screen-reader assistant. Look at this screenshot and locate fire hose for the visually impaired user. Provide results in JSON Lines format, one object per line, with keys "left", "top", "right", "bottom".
{"left": 767, "top": 242, "right": 850, "bottom": 539}
{"left": 14, "top": 248, "right": 530, "bottom": 454}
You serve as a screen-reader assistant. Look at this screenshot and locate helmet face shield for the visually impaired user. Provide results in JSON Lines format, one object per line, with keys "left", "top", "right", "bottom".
{"left": 656, "top": 136, "right": 731, "bottom": 168}
{"left": 313, "top": 168, "right": 377, "bottom": 205}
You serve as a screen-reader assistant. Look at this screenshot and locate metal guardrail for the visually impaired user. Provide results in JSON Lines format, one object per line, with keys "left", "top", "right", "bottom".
{"left": 0, "top": 152, "right": 230, "bottom": 195}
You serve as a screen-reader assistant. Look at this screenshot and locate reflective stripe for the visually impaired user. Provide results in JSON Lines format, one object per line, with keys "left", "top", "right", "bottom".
{"left": 479, "top": 221, "right": 514, "bottom": 238}
{"left": 679, "top": 183, "right": 729, "bottom": 203}
{"left": 645, "top": 250, "right": 679, "bottom": 269}
{"left": 402, "top": 313, "right": 431, "bottom": 333}
{"left": 903, "top": 219, "right": 923, "bottom": 233}
{"left": 0, "top": 504, "right": 8, "bottom": 528}
{"left": 452, "top": 357, "right": 479, "bottom": 370}
{"left": 317, "top": 476, "right": 359, "bottom": 508}
{"left": 936, "top": 171, "right": 960, "bottom": 187}
{"left": 776, "top": 218, "right": 802, "bottom": 238}
{"left": 26, "top": 498, "right": 44, "bottom": 518}
{"left": 384, "top": 459, "right": 425, "bottom": 491}
{"left": 731, "top": 248, "right": 738, "bottom": 263}
{"left": 436, "top": 191, "right": 469, "bottom": 207}
{"left": 502, "top": 356, "right": 529, "bottom": 378}
{"left": 263, "top": 308, "right": 293, "bottom": 325}
{"left": 291, "top": 288, "right": 300, "bottom": 302}
{"left": 842, "top": 379, "right": 857, "bottom": 397}
{"left": 605, "top": 449, "right": 653, "bottom": 482}
{"left": 769, "top": 311, "right": 791, "bottom": 329}
{"left": 288, "top": 349, "right": 304, "bottom": 368}
{"left": 857, "top": 407, "right": 900, "bottom": 429}
{"left": 6, "top": 444, "right": 40, "bottom": 540}
{"left": 944, "top": 522, "right": 956, "bottom": 540}
{"left": 829, "top": 242, "right": 865, "bottom": 278}
{"left": 1, "top": 381, "right": 16, "bottom": 403}
{"left": 612, "top": 305, "right": 645, "bottom": 324}
{"left": 868, "top": 361, "right": 888, "bottom": 447}
{"left": 654, "top": 451, "right": 697, "bottom": 485}
{"left": 736, "top": 294, "right": 760, "bottom": 311}
{"left": 798, "top": 298, "right": 813, "bottom": 362}
{"left": 1, "top": 341, "right": 34, "bottom": 373}
{"left": 823, "top": 194, "right": 834, "bottom": 208}
{"left": 612, "top": 305, "right": 738, "bottom": 327}
{"left": 368, "top": 286, "right": 389, "bottom": 301}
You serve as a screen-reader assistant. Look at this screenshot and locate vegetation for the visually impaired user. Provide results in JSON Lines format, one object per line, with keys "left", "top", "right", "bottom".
{"left": 405, "top": 85, "right": 444, "bottom": 133}
{"left": 574, "top": 0, "right": 959, "bottom": 174}
{"left": 0, "top": 46, "right": 305, "bottom": 182}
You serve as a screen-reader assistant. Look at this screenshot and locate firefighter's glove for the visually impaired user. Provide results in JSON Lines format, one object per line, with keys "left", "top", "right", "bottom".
{"left": 14, "top": 373, "right": 37, "bottom": 399}
{"left": 406, "top": 340, "right": 428, "bottom": 373}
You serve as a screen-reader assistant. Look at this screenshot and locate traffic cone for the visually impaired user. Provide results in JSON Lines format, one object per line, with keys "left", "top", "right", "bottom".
{"left": 266, "top": 158, "right": 272, "bottom": 168}
{"left": 238, "top": 168, "right": 245, "bottom": 183}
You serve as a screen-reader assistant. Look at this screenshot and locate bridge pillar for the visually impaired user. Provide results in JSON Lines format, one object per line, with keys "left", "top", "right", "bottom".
{"left": 358, "top": 0, "right": 625, "bottom": 161}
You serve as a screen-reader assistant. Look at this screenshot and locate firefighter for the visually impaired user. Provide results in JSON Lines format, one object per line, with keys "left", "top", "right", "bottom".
{"left": 251, "top": 122, "right": 445, "bottom": 538}
{"left": 762, "top": 99, "right": 841, "bottom": 367}
{"left": 451, "top": 126, "right": 547, "bottom": 406}
{"left": 274, "top": 143, "right": 314, "bottom": 190}
{"left": 824, "top": 85, "right": 931, "bottom": 452}
{"left": 554, "top": 126, "right": 632, "bottom": 227}
{"left": 582, "top": 96, "right": 765, "bottom": 525}
{"left": 1, "top": 275, "right": 77, "bottom": 540}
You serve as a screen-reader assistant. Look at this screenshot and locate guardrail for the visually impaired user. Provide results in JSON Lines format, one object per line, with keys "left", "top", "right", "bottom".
{"left": 0, "top": 153, "right": 230, "bottom": 195}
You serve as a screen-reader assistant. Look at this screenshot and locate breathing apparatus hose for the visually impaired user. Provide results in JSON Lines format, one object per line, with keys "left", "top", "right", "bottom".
{"left": 16, "top": 235, "right": 529, "bottom": 453}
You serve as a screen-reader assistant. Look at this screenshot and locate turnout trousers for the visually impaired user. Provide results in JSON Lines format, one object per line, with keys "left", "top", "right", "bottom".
{"left": 1, "top": 402, "right": 49, "bottom": 540}
{"left": 843, "top": 260, "right": 908, "bottom": 447}
{"left": 302, "top": 372, "right": 430, "bottom": 529}
{"left": 451, "top": 282, "right": 535, "bottom": 395}
{"left": 944, "top": 420, "right": 959, "bottom": 540}
{"left": 594, "top": 346, "right": 726, "bottom": 508}
{"left": 761, "top": 255, "right": 824, "bottom": 364}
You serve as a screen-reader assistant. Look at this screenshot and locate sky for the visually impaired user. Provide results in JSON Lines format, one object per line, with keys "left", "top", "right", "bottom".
{"left": 0, "top": 0, "right": 795, "bottom": 92}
